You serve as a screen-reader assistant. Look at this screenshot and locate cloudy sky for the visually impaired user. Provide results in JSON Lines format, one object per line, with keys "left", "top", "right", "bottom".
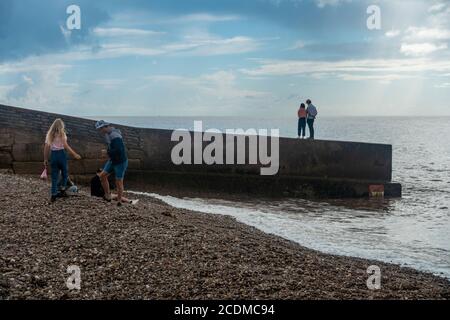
{"left": 0, "top": 0, "right": 449, "bottom": 117}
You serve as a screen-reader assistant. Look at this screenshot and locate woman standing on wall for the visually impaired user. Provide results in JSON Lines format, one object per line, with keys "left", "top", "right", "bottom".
{"left": 43, "top": 119, "right": 82, "bottom": 203}
{"left": 298, "top": 103, "right": 307, "bottom": 139}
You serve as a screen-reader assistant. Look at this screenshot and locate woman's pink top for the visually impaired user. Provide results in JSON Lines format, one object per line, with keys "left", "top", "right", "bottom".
{"left": 298, "top": 108, "right": 307, "bottom": 118}
{"left": 46, "top": 135, "right": 66, "bottom": 151}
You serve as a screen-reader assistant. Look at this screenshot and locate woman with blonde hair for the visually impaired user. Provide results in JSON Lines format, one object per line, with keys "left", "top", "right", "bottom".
{"left": 43, "top": 119, "right": 81, "bottom": 202}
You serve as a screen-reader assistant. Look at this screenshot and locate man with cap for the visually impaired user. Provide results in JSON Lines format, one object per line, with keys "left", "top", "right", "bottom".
{"left": 306, "top": 99, "right": 318, "bottom": 140}
{"left": 95, "top": 120, "right": 129, "bottom": 206}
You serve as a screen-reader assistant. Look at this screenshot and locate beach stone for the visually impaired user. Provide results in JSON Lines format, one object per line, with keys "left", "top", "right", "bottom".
{"left": 0, "top": 169, "right": 439, "bottom": 300}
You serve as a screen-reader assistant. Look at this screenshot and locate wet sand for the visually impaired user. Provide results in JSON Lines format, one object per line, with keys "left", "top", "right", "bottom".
{"left": 0, "top": 173, "right": 449, "bottom": 300}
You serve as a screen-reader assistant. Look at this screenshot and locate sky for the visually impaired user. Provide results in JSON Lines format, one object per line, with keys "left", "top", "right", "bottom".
{"left": 0, "top": 0, "right": 450, "bottom": 117}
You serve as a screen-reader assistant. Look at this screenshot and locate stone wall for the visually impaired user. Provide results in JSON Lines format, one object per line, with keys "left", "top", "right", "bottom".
{"left": 0, "top": 105, "right": 144, "bottom": 175}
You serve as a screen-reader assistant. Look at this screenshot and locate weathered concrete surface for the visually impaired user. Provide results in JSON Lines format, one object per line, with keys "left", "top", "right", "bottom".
{"left": 0, "top": 104, "right": 401, "bottom": 198}
{"left": 123, "top": 171, "right": 402, "bottom": 199}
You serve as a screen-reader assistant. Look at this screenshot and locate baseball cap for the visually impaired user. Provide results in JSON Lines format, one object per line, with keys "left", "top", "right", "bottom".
{"left": 95, "top": 120, "right": 110, "bottom": 130}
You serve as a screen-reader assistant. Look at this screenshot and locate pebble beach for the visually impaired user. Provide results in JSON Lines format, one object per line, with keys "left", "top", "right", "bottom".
{"left": 0, "top": 173, "right": 449, "bottom": 300}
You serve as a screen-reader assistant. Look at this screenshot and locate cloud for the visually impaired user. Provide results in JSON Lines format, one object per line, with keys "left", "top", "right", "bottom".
{"left": 95, "top": 43, "right": 166, "bottom": 58}
{"left": 429, "top": 3, "right": 447, "bottom": 13}
{"left": 404, "top": 27, "right": 450, "bottom": 41}
{"left": 240, "top": 57, "right": 450, "bottom": 81}
{"left": 93, "top": 28, "right": 165, "bottom": 37}
{"left": 385, "top": 30, "right": 401, "bottom": 38}
{"left": 93, "top": 33, "right": 261, "bottom": 58}
{"left": 428, "top": 1, "right": 450, "bottom": 26}
{"left": 253, "top": 0, "right": 349, "bottom": 9}
{"left": 435, "top": 82, "right": 450, "bottom": 88}
{"left": 0, "top": 26, "right": 263, "bottom": 88}
{"left": 400, "top": 42, "right": 448, "bottom": 56}
{"left": 1, "top": 65, "right": 77, "bottom": 110}
{"left": 1, "top": 0, "right": 449, "bottom": 117}
{"left": 396, "top": 2, "right": 450, "bottom": 57}
{"left": 0, "top": 31, "right": 261, "bottom": 66}
{"left": 336, "top": 73, "right": 418, "bottom": 84}
{"left": 0, "top": 3, "right": 237, "bottom": 62}
{"left": 0, "top": 58, "right": 71, "bottom": 76}
{"left": 93, "top": 29, "right": 263, "bottom": 58}
{"left": 310, "top": 71, "right": 415, "bottom": 84}
{"left": 0, "top": 0, "right": 109, "bottom": 62}
{"left": 165, "top": 13, "right": 242, "bottom": 23}
{"left": 134, "top": 70, "right": 272, "bottom": 115}
{"left": 108, "top": 0, "right": 370, "bottom": 34}
{"left": 0, "top": 0, "right": 377, "bottom": 63}
{"left": 377, "top": 1, "right": 449, "bottom": 59}
{"left": 145, "top": 71, "right": 269, "bottom": 100}
{"left": 90, "top": 78, "right": 125, "bottom": 89}
{"left": 167, "top": 35, "right": 261, "bottom": 56}
{"left": 315, "top": 0, "right": 352, "bottom": 8}
{"left": 287, "top": 40, "right": 306, "bottom": 50}
{"left": 5, "top": 75, "right": 34, "bottom": 101}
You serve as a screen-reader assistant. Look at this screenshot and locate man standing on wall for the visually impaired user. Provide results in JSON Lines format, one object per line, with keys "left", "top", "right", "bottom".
{"left": 306, "top": 99, "right": 318, "bottom": 140}
{"left": 95, "top": 120, "right": 129, "bottom": 206}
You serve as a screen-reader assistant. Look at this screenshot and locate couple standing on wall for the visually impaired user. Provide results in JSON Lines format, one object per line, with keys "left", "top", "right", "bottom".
{"left": 297, "top": 99, "right": 318, "bottom": 140}
{"left": 43, "top": 118, "right": 130, "bottom": 206}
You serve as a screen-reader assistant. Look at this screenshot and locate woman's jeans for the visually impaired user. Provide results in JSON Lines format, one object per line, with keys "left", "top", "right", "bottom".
{"left": 50, "top": 150, "right": 68, "bottom": 196}
{"left": 298, "top": 118, "right": 306, "bottom": 137}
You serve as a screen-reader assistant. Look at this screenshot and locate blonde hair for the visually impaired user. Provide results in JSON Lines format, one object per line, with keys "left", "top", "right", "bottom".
{"left": 46, "top": 119, "right": 67, "bottom": 145}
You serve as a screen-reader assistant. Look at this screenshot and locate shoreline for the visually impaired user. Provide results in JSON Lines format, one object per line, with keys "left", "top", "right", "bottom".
{"left": 0, "top": 173, "right": 449, "bottom": 300}
{"left": 130, "top": 190, "right": 450, "bottom": 281}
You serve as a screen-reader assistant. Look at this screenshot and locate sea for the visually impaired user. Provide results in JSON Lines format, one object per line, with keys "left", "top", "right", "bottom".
{"left": 101, "top": 116, "right": 450, "bottom": 279}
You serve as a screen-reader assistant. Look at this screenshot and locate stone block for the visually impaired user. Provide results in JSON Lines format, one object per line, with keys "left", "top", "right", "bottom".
{"left": 71, "top": 142, "right": 106, "bottom": 159}
{"left": 127, "top": 159, "right": 141, "bottom": 170}
{"left": 12, "top": 143, "right": 44, "bottom": 162}
{"left": 127, "top": 149, "right": 145, "bottom": 159}
{"left": 0, "top": 152, "right": 13, "bottom": 168}
{"left": 13, "top": 130, "right": 45, "bottom": 144}
{"left": 0, "top": 133, "right": 13, "bottom": 148}
{"left": 68, "top": 159, "right": 105, "bottom": 175}
{"left": 13, "top": 162, "right": 43, "bottom": 174}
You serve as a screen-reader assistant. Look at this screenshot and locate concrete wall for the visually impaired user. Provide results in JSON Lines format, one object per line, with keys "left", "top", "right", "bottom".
{"left": 0, "top": 104, "right": 144, "bottom": 175}
{"left": 0, "top": 104, "right": 400, "bottom": 198}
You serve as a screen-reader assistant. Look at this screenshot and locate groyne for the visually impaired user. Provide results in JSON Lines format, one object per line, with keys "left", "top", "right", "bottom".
{"left": 0, "top": 104, "right": 401, "bottom": 198}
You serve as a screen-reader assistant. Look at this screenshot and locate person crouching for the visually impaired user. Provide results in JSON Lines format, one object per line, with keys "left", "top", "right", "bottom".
{"left": 95, "top": 120, "right": 129, "bottom": 206}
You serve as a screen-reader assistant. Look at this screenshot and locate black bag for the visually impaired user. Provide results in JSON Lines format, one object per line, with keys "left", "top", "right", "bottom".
{"left": 90, "top": 175, "right": 105, "bottom": 198}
